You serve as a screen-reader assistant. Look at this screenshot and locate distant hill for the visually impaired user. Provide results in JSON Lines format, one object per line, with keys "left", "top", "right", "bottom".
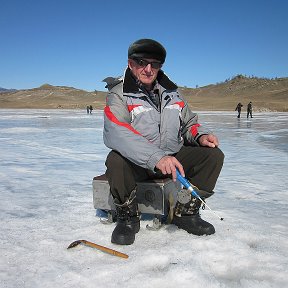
{"left": 0, "top": 76, "right": 287, "bottom": 111}
{"left": 0, "top": 84, "right": 106, "bottom": 110}
{"left": 0, "top": 87, "right": 17, "bottom": 93}
{"left": 180, "top": 75, "right": 288, "bottom": 112}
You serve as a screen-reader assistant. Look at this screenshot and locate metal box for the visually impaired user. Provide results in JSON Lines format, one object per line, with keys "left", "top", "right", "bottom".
{"left": 92, "top": 174, "right": 181, "bottom": 216}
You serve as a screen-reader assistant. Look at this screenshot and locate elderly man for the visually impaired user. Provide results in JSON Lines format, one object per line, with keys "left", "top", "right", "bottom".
{"left": 103, "top": 39, "right": 224, "bottom": 245}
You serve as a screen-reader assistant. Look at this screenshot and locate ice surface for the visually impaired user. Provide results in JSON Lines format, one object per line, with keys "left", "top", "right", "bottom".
{"left": 0, "top": 109, "right": 287, "bottom": 288}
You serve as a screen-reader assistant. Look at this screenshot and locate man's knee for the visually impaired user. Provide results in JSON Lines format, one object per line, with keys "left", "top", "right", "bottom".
{"left": 105, "top": 151, "right": 125, "bottom": 171}
{"left": 213, "top": 147, "right": 225, "bottom": 164}
{"left": 206, "top": 147, "right": 224, "bottom": 170}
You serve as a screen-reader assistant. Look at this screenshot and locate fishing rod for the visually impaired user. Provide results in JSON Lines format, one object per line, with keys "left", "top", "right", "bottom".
{"left": 176, "top": 169, "right": 224, "bottom": 221}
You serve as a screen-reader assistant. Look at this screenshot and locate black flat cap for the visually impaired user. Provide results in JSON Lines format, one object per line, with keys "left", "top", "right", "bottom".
{"left": 128, "top": 39, "right": 166, "bottom": 63}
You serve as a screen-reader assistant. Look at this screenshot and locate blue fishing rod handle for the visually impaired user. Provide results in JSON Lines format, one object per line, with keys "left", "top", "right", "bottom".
{"left": 176, "top": 169, "right": 191, "bottom": 189}
{"left": 176, "top": 169, "right": 198, "bottom": 197}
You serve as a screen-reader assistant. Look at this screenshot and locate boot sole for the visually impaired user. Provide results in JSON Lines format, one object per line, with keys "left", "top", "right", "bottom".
{"left": 111, "top": 235, "right": 135, "bottom": 245}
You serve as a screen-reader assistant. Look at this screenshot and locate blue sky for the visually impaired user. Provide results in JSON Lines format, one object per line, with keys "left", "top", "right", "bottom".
{"left": 1, "top": 0, "right": 287, "bottom": 92}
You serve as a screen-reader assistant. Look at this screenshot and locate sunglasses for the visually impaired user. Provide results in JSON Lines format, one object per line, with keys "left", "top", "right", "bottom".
{"left": 132, "top": 58, "right": 162, "bottom": 69}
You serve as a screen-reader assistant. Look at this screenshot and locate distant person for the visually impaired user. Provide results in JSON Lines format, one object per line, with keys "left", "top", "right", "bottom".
{"left": 235, "top": 102, "right": 243, "bottom": 118}
{"left": 103, "top": 38, "right": 224, "bottom": 245}
{"left": 89, "top": 105, "right": 93, "bottom": 114}
{"left": 86, "top": 106, "right": 90, "bottom": 114}
{"left": 247, "top": 102, "right": 253, "bottom": 118}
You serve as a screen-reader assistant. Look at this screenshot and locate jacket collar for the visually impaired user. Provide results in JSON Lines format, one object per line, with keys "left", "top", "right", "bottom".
{"left": 123, "top": 68, "right": 178, "bottom": 93}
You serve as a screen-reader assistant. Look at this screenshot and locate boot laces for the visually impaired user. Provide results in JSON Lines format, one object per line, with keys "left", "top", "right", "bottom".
{"left": 175, "top": 197, "right": 205, "bottom": 216}
{"left": 114, "top": 189, "right": 139, "bottom": 219}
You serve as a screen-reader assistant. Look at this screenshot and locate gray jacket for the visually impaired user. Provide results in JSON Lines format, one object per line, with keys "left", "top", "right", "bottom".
{"left": 103, "top": 68, "right": 211, "bottom": 171}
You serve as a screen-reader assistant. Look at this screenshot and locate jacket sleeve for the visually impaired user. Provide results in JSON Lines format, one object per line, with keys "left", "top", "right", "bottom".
{"left": 103, "top": 90, "right": 166, "bottom": 171}
{"left": 180, "top": 95, "right": 211, "bottom": 145}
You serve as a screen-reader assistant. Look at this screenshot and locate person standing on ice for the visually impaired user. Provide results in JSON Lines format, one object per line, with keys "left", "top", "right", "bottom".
{"left": 235, "top": 102, "right": 243, "bottom": 118}
{"left": 247, "top": 101, "right": 253, "bottom": 118}
{"left": 103, "top": 38, "right": 224, "bottom": 245}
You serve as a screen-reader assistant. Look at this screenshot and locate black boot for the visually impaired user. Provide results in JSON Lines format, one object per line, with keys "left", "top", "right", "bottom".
{"left": 172, "top": 196, "right": 215, "bottom": 236}
{"left": 111, "top": 192, "right": 140, "bottom": 245}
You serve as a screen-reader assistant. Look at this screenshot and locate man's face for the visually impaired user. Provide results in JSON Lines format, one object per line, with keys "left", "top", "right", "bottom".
{"left": 128, "top": 58, "right": 162, "bottom": 89}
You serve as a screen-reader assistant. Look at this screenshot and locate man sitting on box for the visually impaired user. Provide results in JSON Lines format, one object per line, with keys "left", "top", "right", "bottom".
{"left": 103, "top": 38, "right": 224, "bottom": 245}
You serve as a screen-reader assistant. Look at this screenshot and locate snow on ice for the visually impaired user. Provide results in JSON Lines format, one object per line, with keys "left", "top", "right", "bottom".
{"left": 0, "top": 109, "right": 287, "bottom": 288}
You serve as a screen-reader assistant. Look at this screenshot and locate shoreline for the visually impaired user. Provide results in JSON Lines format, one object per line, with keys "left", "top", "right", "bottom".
{"left": 0, "top": 107, "right": 286, "bottom": 113}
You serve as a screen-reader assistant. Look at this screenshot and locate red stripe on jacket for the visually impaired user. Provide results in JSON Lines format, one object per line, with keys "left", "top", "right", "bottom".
{"left": 175, "top": 101, "right": 185, "bottom": 108}
{"left": 127, "top": 104, "right": 142, "bottom": 112}
{"left": 104, "top": 106, "right": 142, "bottom": 135}
{"left": 190, "top": 123, "right": 200, "bottom": 137}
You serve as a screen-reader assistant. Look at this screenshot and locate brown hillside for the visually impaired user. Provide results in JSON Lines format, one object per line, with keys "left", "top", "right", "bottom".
{"left": 0, "top": 76, "right": 287, "bottom": 111}
{"left": 0, "top": 84, "right": 107, "bottom": 110}
{"left": 181, "top": 75, "right": 288, "bottom": 112}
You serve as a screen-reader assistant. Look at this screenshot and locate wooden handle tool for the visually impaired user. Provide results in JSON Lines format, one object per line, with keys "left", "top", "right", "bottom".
{"left": 67, "top": 239, "right": 129, "bottom": 259}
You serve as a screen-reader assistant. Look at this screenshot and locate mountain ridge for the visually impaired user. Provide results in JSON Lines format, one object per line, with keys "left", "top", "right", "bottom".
{"left": 1, "top": 75, "right": 287, "bottom": 111}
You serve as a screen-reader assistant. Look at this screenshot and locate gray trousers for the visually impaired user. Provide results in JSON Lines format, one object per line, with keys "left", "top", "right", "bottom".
{"left": 105, "top": 146, "right": 224, "bottom": 203}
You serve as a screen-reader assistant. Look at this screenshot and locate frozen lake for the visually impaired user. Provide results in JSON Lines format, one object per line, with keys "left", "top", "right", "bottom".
{"left": 0, "top": 109, "right": 287, "bottom": 288}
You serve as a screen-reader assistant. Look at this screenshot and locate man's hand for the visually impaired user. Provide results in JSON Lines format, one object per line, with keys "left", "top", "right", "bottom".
{"left": 155, "top": 156, "right": 185, "bottom": 182}
{"left": 198, "top": 134, "right": 219, "bottom": 148}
